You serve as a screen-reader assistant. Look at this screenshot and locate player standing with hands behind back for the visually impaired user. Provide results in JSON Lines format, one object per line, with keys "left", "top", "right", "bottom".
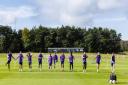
{"left": 68, "top": 52, "right": 75, "bottom": 71}
{"left": 16, "top": 51, "right": 24, "bottom": 72}
{"left": 60, "top": 52, "right": 65, "bottom": 71}
{"left": 82, "top": 52, "right": 88, "bottom": 72}
{"left": 38, "top": 52, "right": 43, "bottom": 71}
{"left": 48, "top": 53, "right": 53, "bottom": 70}
{"left": 53, "top": 52, "right": 58, "bottom": 69}
{"left": 96, "top": 52, "right": 101, "bottom": 72}
{"left": 27, "top": 52, "right": 32, "bottom": 71}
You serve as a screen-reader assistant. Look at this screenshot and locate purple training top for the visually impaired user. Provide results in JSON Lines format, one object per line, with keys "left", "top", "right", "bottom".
{"left": 8, "top": 53, "right": 12, "bottom": 61}
{"left": 96, "top": 55, "right": 101, "bottom": 63}
{"left": 53, "top": 54, "right": 58, "bottom": 61}
{"left": 38, "top": 53, "right": 43, "bottom": 60}
{"left": 28, "top": 55, "right": 32, "bottom": 62}
{"left": 18, "top": 53, "right": 24, "bottom": 63}
{"left": 48, "top": 56, "right": 52, "bottom": 64}
{"left": 60, "top": 54, "right": 65, "bottom": 62}
{"left": 82, "top": 54, "right": 88, "bottom": 63}
{"left": 69, "top": 55, "right": 74, "bottom": 63}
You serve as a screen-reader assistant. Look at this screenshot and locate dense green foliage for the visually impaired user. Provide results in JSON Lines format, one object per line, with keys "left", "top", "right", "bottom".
{"left": 0, "top": 25, "right": 24, "bottom": 52}
{"left": 0, "top": 25, "right": 122, "bottom": 52}
{"left": 121, "top": 41, "right": 128, "bottom": 51}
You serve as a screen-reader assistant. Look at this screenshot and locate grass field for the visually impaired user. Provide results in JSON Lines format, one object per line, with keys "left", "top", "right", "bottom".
{"left": 0, "top": 53, "right": 128, "bottom": 85}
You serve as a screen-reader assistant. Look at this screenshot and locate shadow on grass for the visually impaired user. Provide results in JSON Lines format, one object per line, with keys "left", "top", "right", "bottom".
{"left": 117, "top": 82, "right": 128, "bottom": 84}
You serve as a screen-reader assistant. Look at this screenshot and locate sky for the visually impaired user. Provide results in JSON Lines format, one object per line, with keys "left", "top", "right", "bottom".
{"left": 0, "top": 0, "right": 128, "bottom": 40}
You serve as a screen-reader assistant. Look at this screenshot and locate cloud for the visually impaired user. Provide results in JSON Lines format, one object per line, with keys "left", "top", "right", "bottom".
{"left": 35, "top": 0, "right": 128, "bottom": 27}
{"left": 36, "top": 0, "right": 97, "bottom": 26}
{"left": 94, "top": 16, "right": 127, "bottom": 23}
{"left": 0, "top": 6, "right": 37, "bottom": 25}
{"left": 97, "top": 0, "right": 127, "bottom": 10}
{"left": 0, "top": 0, "right": 128, "bottom": 28}
{"left": 98, "top": 0, "right": 122, "bottom": 10}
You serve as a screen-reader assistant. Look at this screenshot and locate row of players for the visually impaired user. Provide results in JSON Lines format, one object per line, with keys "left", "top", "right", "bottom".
{"left": 5, "top": 51, "right": 117, "bottom": 84}
{"left": 6, "top": 51, "right": 116, "bottom": 72}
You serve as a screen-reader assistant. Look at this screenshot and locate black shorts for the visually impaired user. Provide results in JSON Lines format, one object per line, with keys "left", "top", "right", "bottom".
{"left": 70, "top": 62, "right": 73, "bottom": 65}
{"left": 83, "top": 62, "right": 87, "bottom": 65}
{"left": 111, "top": 63, "right": 115, "bottom": 66}
{"left": 61, "top": 61, "right": 64, "bottom": 64}
{"left": 29, "top": 62, "right": 32, "bottom": 65}
{"left": 54, "top": 60, "right": 57, "bottom": 64}
{"left": 97, "top": 62, "right": 100, "bottom": 64}
{"left": 19, "top": 62, "right": 23, "bottom": 65}
{"left": 49, "top": 62, "right": 52, "bottom": 66}
{"left": 38, "top": 59, "right": 42, "bottom": 64}
{"left": 7, "top": 60, "right": 11, "bottom": 64}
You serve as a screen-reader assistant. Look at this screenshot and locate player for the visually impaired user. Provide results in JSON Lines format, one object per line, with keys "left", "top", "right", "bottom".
{"left": 60, "top": 52, "right": 65, "bottom": 71}
{"left": 82, "top": 52, "right": 88, "bottom": 72}
{"left": 68, "top": 52, "right": 75, "bottom": 71}
{"left": 27, "top": 52, "right": 32, "bottom": 71}
{"left": 48, "top": 53, "right": 53, "bottom": 70}
{"left": 38, "top": 51, "right": 43, "bottom": 71}
{"left": 96, "top": 52, "right": 101, "bottom": 72}
{"left": 111, "top": 53, "right": 115, "bottom": 72}
{"left": 109, "top": 72, "right": 117, "bottom": 84}
{"left": 53, "top": 52, "right": 58, "bottom": 69}
{"left": 6, "top": 51, "right": 15, "bottom": 71}
{"left": 16, "top": 51, "right": 24, "bottom": 72}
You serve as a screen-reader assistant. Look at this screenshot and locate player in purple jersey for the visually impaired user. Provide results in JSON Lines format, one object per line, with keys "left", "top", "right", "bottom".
{"left": 53, "top": 52, "right": 58, "bottom": 69}
{"left": 82, "top": 52, "right": 88, "bottom": 72}
{"left": 38, "top": 52, "right": 43, "bottom": 71}
{"left": 68, "top": 52, "right": 75, "bottom": 71}
{"left": 16, "top": 51, "right": 24, "bottom": 72}
{"left": 96, "top": 52, "right": 101, "bottom": 72}
{"left": 27, "top": 52, "right": 32, "bottom": 71}
{"left": 48, "top": 53, "right": 53, "bottom": 70}
{"left": 111, "top": 53, "right": 115, "bottom": 72}
{"left": 60, "top": 52, "right": 65, "bottom": 71}
{"left": 6, "top": 51, "right": 15, "bottom": 71}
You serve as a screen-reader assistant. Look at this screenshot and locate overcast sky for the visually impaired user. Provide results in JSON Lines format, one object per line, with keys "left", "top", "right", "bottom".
{"left": 0, "top": 0, "right": 128, "bottom": 40}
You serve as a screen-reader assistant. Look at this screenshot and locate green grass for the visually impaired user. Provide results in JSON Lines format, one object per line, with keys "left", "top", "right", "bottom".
{"left": 0, "top": 53, "right": 128, "bottom": 85}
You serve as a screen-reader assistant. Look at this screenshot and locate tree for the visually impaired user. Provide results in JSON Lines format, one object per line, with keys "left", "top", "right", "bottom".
{"left": 0, "top": 25, "right": 122, "bottom": 53}
{"left": 0, "top": 34, "right": 5, "bottom": 52}
{"left": 21, "top": 28, "right": 30, "bottom": 51}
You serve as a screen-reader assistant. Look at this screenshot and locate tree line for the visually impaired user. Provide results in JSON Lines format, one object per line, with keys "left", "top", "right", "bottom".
{"left": 0, "top": 25, "right": 122, "bottom": 53}
{"left": 121, "top": 41, "right": 128, "bottom": 51}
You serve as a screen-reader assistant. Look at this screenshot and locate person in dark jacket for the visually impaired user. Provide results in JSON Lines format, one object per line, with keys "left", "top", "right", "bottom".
{"left": 111, "top": 53, "right": 116, "bottom": 72}
{"left": 109, "top": 72, "right": 117, "bottom": 84}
